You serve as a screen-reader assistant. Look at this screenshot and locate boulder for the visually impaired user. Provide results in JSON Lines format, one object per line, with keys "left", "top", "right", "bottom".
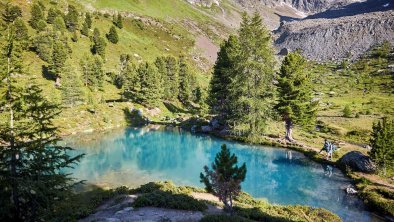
{"left": 338, "top": 151, "right": 376, "bottom": 173}
{"left": 201, "top": 125, "right": 212, "bottom": 133}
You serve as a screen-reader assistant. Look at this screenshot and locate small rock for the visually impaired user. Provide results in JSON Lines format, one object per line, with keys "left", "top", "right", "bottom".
{"left": 346, "top": 187, "right": 358, "bottom": 194}
{"left": 201, "top": 125, "right": 212, "bottom": 133}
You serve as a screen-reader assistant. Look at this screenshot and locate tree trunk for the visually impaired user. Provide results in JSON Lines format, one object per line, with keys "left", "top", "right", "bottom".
{"left": 285, "top": 119, "right": 294, "bottom": 142}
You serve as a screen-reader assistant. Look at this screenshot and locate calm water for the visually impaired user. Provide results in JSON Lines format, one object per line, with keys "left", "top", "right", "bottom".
{"left": 64, "top": 126, "right": 375, "bottom": 222}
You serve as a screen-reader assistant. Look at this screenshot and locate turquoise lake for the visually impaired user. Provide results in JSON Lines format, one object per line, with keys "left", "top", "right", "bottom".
{"left": 65, "top": 126, "right": 375, "bottom": 222}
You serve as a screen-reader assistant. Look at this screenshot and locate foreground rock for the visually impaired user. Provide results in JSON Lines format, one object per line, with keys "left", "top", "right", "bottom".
{"left": 338, "top": 151, "right": 376, "bottom": 173}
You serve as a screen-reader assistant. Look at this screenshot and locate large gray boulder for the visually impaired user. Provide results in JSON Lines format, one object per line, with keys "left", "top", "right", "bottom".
{"left": 338, "top": 151, "right": 376, "bottom": 173}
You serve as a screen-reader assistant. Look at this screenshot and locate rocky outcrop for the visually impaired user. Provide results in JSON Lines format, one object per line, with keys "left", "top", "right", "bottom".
{"left": 338, "top": 151, "right": 376, "bottom": 173}
{"left": 275, "top": 10, "right": 394, "bottom": 62}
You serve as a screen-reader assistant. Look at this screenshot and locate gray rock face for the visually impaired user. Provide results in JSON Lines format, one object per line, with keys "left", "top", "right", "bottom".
{"left": 275, "top": 10, "right": 394, "bottom": 62}
{"left": 338, "top": 151, "right": 376, "bottom": 173}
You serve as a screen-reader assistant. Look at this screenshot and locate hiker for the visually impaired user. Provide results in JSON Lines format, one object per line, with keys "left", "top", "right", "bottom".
{"left": 319, "top": 139, "right": 330, "bottom": 154}
{"left": 319, "top": 139, "right": 335, "bottom": 160}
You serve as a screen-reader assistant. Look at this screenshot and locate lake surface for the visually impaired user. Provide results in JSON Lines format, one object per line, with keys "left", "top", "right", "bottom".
{"left": 65, "top": 126, "right": 375, "bottom": 222}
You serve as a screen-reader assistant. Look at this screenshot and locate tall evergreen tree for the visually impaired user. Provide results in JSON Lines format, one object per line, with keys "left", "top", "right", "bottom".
{"left": 32, "top": 31, "right": 53, "bottom": 62}
{"left": 106, "top": 25, "right": 119, "bottom": 44}
{"left": 137, "top": 62, "right": 162, "bottom": 106}
{"left": 51, "top": 40, "right": 68, "bottom": 87}
{"left": 61, "top": 61, "right": 85, "bottom": 107}
{"left": 81, "top": 20, "right": 89, "bottom": 36}
{"left": 65, "top": 5, "right": 79, "bottom": 32}
{"left": 178, "top": 56, "right": 192, "bottom": 104}
{"left": 53, "top": 15, "right": 66, "bottom": 32}
{"left": 2, "top": 3, "right": 22, "bottom": 23}
{"left": 29, "top": 3, "right": 44, "bottom": 29}
{"left": 13, "top": 18, "right": 29, "bottom": 48}
{"left": 200, "top": 144, "right": 246, "bottom": 213}
{"left": 0, "top": 21, "right": 83, "bottom": 221}
{"left": 369, "top": 118, "right": 394, "bottom": 175}
{"left": 114, "top": 13, "right": 123, "bottom": 29}
{"left": 122, "top": 58, "right": 139, "bottom": 100}
{"left": 92, "top": 28, "right": 106, "bottom": 58}
{"left": 85, "top": 12, "right": 92, "bottom": 28}
{"left": 80, "top": 54, "right": 104, "bottom": 90}
{"left": 208, "top": 35, "right": 239, "bottom": 120}
{"left": 46, "top": 7, "right": 61, "bottom": 24}
{"left": 275, "top": 51, "right": 317, "bottom": 141}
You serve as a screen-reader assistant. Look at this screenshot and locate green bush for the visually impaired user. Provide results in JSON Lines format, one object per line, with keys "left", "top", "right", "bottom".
{"left": 132, "top": 190, "right": 207, "bottom": 211}
{"left": 200, "top": 215, "right": 252, "bottom": 222}
{"left": 343, "top": 104, "right": 352, "bottom": 118}
{"left": 361, "top": 188, "right": 394, "bottom": 217}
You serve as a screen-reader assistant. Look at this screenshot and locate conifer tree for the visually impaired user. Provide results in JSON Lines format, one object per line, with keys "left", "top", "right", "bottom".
{"left": 80, "top": 54, "right": 104, "bottom": 90}
{"left": 0, "top": 21, "right": 83, "bottom": 221}
{"left": 92, "top": 28, "right": 106, "bottom": 58}
{"left": 2, "top": 3, "right": 22, "bottom": 23}
{"left": 81, "top": 21, "right": 89, "bottom": 36}
{"left": 137, "top": 62, "right": 162, "bottom": 106}
{"left": 369, "top": 118, "right": 394, "bottom": 175}
{"left": 231, "top": 13, "right": 275, "bottom": 135}
{"left": 51, "top": 40, "right": 68, "bottom": 87}
{"left": 275, "top": 51, "right": 317, "bottom": 141}
{"left": 46, "top": 7, "right": 61, "bottom": 24}
{"left": 32, "top": 31, "right": 53, "bottom": 62}
{"left": 200, "top": 144, "right": 246, "bottom": 213}
{"left": 61, "top": 61, "right": 85, "bottom": 107}
{"left": 13, "top": 18, "right": 29, "bottom": 48}
{"left": 53, "top": 15, "right": 66, "bottom": 32}
{"left": 208, "top": 35, "right": 239, "bottom": 120}
{"left": 178, "top": 56, "right": 192, "bottom": 104}
{"left": 29, "top": 3, "right": 44, "bottom": 29}
{"left": 85, "top": 12, "right": 92, "bottom": 28}
{"left": 36, "top": 19, "right": 47, "bottom": 31}
{"left": 65, "top": 5, "right": 79, "bottom": 32}
{"left": 106, "top": 25, "right": 119, "bottom": 44}
{"left": 122, "top": 58, "right": 139, "bottom": 100}
{"left": 114, "top": 13, "right": 123, "bottom": 29}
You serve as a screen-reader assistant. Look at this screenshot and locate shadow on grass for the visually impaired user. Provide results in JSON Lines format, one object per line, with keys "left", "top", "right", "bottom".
{"left": 42, "top": 65, "right": 56, "bottom": 81}
{"left": 163, "top": 101, "right": 189, "bottom": 114}
{"left": 123, "top": 107, "right": 147, "bottom": 126}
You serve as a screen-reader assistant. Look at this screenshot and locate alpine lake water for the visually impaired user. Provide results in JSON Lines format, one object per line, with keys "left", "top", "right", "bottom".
{"left": 64, "top": 125, "right": 379, "bottom": 222}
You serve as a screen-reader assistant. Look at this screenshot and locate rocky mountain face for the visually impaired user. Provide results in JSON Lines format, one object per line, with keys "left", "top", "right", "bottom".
{"left": 275, "top": 0, "right": 394, "bottom": 61}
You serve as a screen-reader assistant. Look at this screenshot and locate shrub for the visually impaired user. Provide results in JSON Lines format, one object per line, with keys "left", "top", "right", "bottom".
{"left": 343, "top": 104, "right": 352, "bottom": 118}
{"left": 132, "top": 190, "right": 207, "bottom": 211}
{"left": 360, "top": 188, "right": 394, "bottom": 217}
{"left": 200, "top": 215, "right": 252, "bottom": 222}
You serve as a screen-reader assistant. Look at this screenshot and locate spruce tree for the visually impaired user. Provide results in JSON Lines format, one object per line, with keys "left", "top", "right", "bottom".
{"left": 275, "top": 51, "right": 317, "bottom": 141}
{"left": 65, "top": 5, "right": 79, "bottom": 32}
{"left": 92, "top": 28, "right": 106, "bottom": 58}
{"left": 29, "top": 3, "right": 44, "bottom": 29}
{"left": 13, "top": 18, "right": 29, "bottom": 48}
{"left": 51, "top": 40, "right": 68, "bottom": 87}
{"left": 0, "top": 22, "right": 83, "bottom": 221}
{"left": 80, "top": 54, "right": 104, "bottom": 90}
{"left": 106, "top": 25, "right": 119, "bottom": 44}
{"left": 32, "top": 31, "right": 53, "bottom": 62}
{"left": 36, "top": 19, "right": 47, "bottom": 31}
{"left": 53, "top": 15, "right": 66, "bottom": 32}
{"left": 200, "top": 144, "right": 246, "bottom": 213}
{"left": 114, "top": 13, "right": 123, "bottom": 29}
{"left": 85, "top": 12, "right": 92, "bottom": 28}
{"left": 137, "top": 62, "right": 162, "bottom": 106}
{"left": 46, "top": 7, "right": 61, "bottom": 24}
{"left": 208, "top": 35, "right": 239, "bottom": 120}
{"left": 231, "top": 13, "right": 276, "bottom": 135}
{"left": 2, "top": 3, "right": 22, "bottom": 23}
{"left": 178, "top": 56, "right": 192, "bottom": 104}
{"left": 122, "top": 59, "right": 139, "bottom": 100}
{"left": 81, "top": 21, "right": 89, "bottom": 36}
{"left": 369, "top": 118, "right": 394, "bottom": 175}
{"left": 61, "top": 61, "right": 85, "bottom": 107}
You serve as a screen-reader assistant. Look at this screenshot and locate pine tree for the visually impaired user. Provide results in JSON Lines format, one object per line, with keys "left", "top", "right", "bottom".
{"left": 51, "top": 40, "right": 68, "bottom": 87}
{"left": 92, "top": 28, "right": 106, "bottom": 58}
{"left": 61, "top": 61, "right": 85, "bottom": 107}
{"left": 36, "top": 19, "right": 47, "bottom": 31}
{"left": 32, "top": 31, "right": 53, "bottom": 62}
{"left": 2, "top": 3, "right": 22, "bottom": 23}
{"left": 29, "top": 3, "right": 44, "bottom": 29}
{"left": 47, "top": 7, "right": 62, "bottom": 24}
{"left": 275, "top": 51, "right": 317, "bottom": 141}
{"left": 13, "top": 18, "right": 29, "bottom": 48}
{"left": 122, "top": 59, "right": 139, "bottom": 100}
{"left": 369, "top": 118, "right": 394, "bottom": 175}
{"left": 114, "top": 13, "right": 123, "bottom": 29}
{"left": 0, "top": 22, "right": 83, "bottom": 221}
{"left": 178, "top": 56, "right": 192, "bottom": 104}
{"left": 65, "top": 5, "right": 79, "bottom": 32}
{"left": 106, "top": 25, "right": 119, "bottom": 44}
{"left": 80, "top": 54, "right": 104, "bottom": 90}
{"left": 200, "top": 144, "right": 246, "bottom": 213}
{"left": 85, "top": 12, "right": 92, "bottom": 28}
{"left": 137, "top": 62, "right": 162, "bottom": 106}
{"left": 81, "top": 21, "right": 89, "bottom": 36}
{"left": 53, "top": 15, "right": 66, "bottom": 32}
{"left": 208, "top": 35, "right": 239, "bottom": 120}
